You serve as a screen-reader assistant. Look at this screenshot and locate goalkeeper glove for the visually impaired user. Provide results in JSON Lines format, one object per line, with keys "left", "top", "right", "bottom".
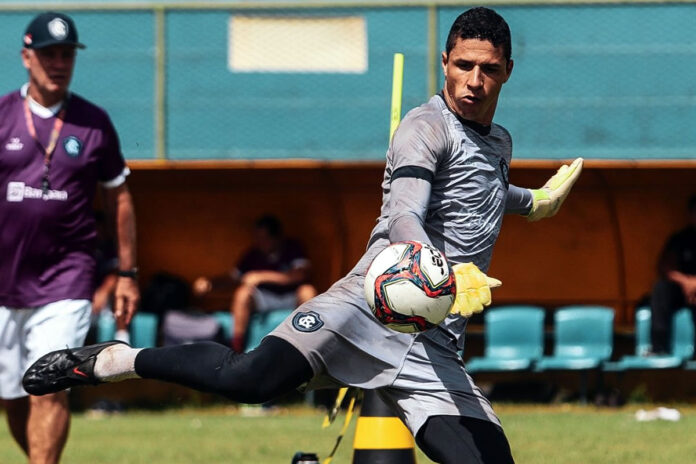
{"left": 450, "top": 262, "right": 502, "bottom": 317}
{"left": 526, "top": 157, "right": 584, "bottom": 222}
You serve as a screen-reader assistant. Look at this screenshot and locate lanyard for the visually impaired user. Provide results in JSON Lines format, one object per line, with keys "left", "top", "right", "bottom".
{"left": 22, "top": 97, "right": 67, "bottom": 194}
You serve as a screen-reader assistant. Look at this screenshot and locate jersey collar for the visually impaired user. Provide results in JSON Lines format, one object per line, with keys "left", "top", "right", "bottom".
{"left": 20, "top": 83, "right": 69, "bottom": 119}
{"left": 437, "top": 92, "right": 492, "bottom": 136}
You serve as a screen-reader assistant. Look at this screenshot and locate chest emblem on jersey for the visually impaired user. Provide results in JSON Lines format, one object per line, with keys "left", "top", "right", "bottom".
{"left": 499, "top": 158, "right": 509, "bottom": 189}
{"left": 63, "top": 136, "right": 82, "bottom": 157}
{"left": 5, "top": 137, "right": 24, "bottom": 151}
{"left": 292, "top": 311, "right": 324, "bottom": 332}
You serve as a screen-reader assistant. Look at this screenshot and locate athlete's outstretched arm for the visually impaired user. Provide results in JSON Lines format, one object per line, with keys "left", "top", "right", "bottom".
{"left": 385, "top": 110, "right": 446, "bottom": 245}
{"left": 388, "top": 176, "right": 432, "bottom": 244}
{"left": 505, "top": 184, "right": 533, "bottom": 215}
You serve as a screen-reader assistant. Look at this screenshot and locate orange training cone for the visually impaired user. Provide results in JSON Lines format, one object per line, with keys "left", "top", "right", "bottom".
{"left": 352, "top": 390, "right": 417, "bottom": 464}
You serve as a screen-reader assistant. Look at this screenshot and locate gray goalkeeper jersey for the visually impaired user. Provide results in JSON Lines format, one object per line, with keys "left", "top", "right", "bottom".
{"left": 272, "top": 94, "right": 532, "bottom": 427}
{"left": 365, "top": 93, "right": 528, "bottom": 348}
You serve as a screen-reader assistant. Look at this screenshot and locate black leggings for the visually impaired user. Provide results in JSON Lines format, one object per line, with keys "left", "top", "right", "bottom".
{"left": 133, "top": 336, "right": 313, "bottom": 404}
{"left": 416, "top": 415, "right": 515, "bottom": 464}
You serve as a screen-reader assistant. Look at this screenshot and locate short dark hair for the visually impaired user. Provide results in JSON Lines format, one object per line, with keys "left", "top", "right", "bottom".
{"left": 255, "top": 214, "right": 283, "bottom": 238}
{"left": 445, "top": 7, "right": 511, "bottom": 62}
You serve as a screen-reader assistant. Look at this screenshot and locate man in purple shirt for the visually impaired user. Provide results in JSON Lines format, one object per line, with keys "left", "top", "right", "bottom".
{"left": 0, "top": 12, "right": 139, "bottom": 463}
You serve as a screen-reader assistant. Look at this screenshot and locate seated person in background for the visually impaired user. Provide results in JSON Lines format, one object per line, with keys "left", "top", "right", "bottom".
{"left": 193, "top": 214, "right": 317, "bottom": 352}
{"left": 650, "top": 194, "right": 696, "bottom": 354}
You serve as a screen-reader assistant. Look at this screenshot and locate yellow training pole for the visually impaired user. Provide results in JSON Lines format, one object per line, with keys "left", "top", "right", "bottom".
{"left": 389, "top": 53, "right": 404, "bottom": 141}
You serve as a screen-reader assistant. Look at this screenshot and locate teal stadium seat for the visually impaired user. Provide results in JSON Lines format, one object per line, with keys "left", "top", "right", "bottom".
{"left": 535, "top": 306, "right": 614, "bottom": 402}
{"left": 535, "top": 306, "right": 614, "bottom": 372}
{"left": 246, "top": 309, "right": 295, "bottom": 352}
{"left": 129, "top": 312, "right": 159, "bottom": 348}
{"left": 96, "top": 311, "right": 159, "bottom": 348}
{"left": 466, "top": 306, "right": 545, "bottom": 373}
{"left": 604, "top": 307, "right": 694, "bottom": 371}
{"left": 96, "top": 311, "right": 116, "bottom": 343}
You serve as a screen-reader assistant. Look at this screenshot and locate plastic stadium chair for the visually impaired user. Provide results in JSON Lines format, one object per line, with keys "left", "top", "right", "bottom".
{"left": 97, "top": 311, "right": 158, "bottom": 347}
{"left": 130, "top": 312, "right": 159, "bottom": 348}
{"left": 466, "top": 306, "right": 545, "bottom": 373}
{"left": 96, "top": 311, "right": 116, "bottom": 343}
{"left": 535, "top": 306, "right": 614, "bottom": 401}
{"left": 604, "top": 307, "right": 694, "bottom": 371}
{"left": 536, "top": 306, "right": 614, "bottom": 371}
{"left": 245, "top": 308, "right": 294, "bottom": 351}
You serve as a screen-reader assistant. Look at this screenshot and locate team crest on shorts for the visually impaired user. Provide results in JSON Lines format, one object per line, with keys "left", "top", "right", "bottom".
{"left": 63, "top": 136, "right": 82, "bottom": 157}
{"left": 292, "top": 311, "right": 324, "bottom": 332}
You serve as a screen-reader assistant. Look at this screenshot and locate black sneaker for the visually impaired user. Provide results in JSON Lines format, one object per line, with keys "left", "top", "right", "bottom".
{"left": 23, "top": 341, "right": 127, "bottom": 396}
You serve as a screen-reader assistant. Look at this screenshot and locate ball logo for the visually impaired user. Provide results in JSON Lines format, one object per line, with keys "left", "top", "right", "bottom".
{"left": 47, "top": 18, "right": 69, "bottom": 40}
{"left": 63, "top": 136, "right": 82, "bottom": 157}
{"left": 292, "top": 311, "right": 324, "bottom": 332}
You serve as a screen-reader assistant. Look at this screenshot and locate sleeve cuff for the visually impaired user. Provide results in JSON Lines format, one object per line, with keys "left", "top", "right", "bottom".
{"left": 100, "top": 166, "right": 131, "bottom": 189}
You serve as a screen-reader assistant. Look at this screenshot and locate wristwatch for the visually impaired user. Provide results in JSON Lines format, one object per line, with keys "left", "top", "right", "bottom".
{"left": 117, "top": 268, "right": 139, "bottom": 279}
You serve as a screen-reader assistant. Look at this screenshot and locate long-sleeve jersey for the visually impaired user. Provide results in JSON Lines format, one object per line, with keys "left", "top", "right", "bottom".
{"left": 365, "top": 93, "right": 531, "bottom": 348}
{"left": 368, "top": 93, "right": 531, "bottom": 272}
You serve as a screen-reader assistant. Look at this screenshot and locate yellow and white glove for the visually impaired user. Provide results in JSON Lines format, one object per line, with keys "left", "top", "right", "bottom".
{"left": 450, "top": 262, "right": 502, "bottom": 317}
{"left": 526, "top": 157, "right": 584, "bottom": 222}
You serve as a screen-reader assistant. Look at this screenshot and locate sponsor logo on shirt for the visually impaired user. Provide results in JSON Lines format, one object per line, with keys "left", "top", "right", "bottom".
{"left": 6, "top": 181, "right": 68, "bottom": 202}
{"left": 5, "top": 137, "right": 24, "bottom": 151}
{"left": 292, "top": 311, "right": 324, "bottom": 332}
{"left": 63, "top": 136, "right": 82, "bottom": 158}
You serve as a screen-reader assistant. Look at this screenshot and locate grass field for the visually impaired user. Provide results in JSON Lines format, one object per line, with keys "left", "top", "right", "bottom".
{"left": 2, "top": 404, "right": 696, "bottom": 463}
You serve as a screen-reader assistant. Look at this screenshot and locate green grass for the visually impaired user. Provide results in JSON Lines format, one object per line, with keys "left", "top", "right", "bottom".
{"left": 2, "top": 404, "right": 696, "bottom": 463}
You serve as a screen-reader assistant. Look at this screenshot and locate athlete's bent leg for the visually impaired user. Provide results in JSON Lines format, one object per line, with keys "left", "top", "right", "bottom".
{"left": 415, "top": 415, "right": 514, "bottom": 464}
{"left": 134, "top": 336, "right": 313, "bottom": 404}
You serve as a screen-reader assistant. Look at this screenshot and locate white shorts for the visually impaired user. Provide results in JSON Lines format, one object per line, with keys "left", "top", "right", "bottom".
{"left": 253, "top": 288, "right": 298, "bottom": 314}
{"left": 0, "top": 299, "right": 91, "bottom": 399}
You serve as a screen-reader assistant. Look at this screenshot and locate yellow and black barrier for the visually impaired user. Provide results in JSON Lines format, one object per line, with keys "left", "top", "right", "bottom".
{"left": 352, "top": 390, "right": 417, "bottom": 464}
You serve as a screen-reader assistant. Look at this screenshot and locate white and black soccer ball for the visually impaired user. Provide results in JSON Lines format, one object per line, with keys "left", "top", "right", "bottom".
{"left": 364, "top": 241, "right": 456, "bottom": 333}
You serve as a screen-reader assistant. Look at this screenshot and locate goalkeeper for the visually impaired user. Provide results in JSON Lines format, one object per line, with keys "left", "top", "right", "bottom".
{"left": 24, "top": 7, "right": 581, "bottom": 464}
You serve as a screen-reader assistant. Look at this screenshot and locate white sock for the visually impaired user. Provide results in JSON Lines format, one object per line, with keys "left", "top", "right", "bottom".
{"left": 94, "top": 344, "right": 143, "bottom": 382}
{"left": 114, "top": 329, "right": 131, "bottom": 344}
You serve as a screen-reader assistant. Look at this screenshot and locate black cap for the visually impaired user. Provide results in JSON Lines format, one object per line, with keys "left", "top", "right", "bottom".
{"left": 23, "top": 12, "right": 86, "bottom": 50}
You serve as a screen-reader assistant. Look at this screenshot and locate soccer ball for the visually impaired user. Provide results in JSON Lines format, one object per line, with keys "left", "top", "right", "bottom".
{"left": 364, "top": 241, "right": 456, "bottom": 333}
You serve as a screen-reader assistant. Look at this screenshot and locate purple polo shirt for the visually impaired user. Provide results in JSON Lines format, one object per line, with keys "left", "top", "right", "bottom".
{"left": 0, "top": 89, "right": 128, "bottom": 308}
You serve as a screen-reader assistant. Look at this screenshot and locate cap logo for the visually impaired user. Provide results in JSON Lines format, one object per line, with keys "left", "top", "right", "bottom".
{"left": 24, "top": 34, "right": 33, "bottom": 45}
{"left": 47, "top": 18, "right": 69, "bottom": 40}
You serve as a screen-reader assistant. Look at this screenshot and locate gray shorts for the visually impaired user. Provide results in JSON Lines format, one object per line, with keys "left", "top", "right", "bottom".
{"left": 270, "top": 243, "right": 499, "bottom": 435}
